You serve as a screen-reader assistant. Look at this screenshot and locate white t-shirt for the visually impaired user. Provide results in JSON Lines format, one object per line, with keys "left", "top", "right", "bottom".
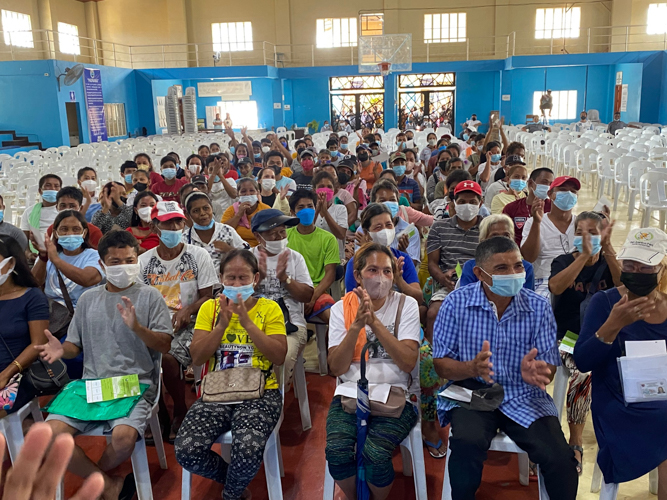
{"left": 20, "top": 203, "right": 58, "bottom": 236}
{"left": 484, "top": 179, "right": 508, "bottom": 209}
{"left": 139, "top": 244, "right": 219, "bottom": 315}
{"left": 251, "top": 246, "right": 313, "bottom": 328}
{"left": 209, "top": 182, "right": 234, "bottom": 212}
{"left": 316, "top": 204, "right": 349, "bottom": 261}
{"left": 182, "top": 222, "right": 249, "bottom": 271}
{"left": 521, "top": 213, "right": 576, "bottom": 280}
{"left": 329, "top": 292, "right": 420, "bottom": 389}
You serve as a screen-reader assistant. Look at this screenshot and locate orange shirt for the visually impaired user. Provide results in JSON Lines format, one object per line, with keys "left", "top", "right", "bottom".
{"left": 357, "top": 161, "right": 382, "bottom": 191}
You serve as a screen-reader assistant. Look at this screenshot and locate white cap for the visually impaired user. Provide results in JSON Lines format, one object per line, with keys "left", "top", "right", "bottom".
{"left": 617, "top": 228, "right": 667, "bottom": 266}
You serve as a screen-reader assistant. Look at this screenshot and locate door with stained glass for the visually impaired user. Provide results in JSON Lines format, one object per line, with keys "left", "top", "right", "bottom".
{"left": 398, "top": 73, "right": 455, "bottom": 131}
{"left": 330, "top": 76, "right": 384, "bottom": 131}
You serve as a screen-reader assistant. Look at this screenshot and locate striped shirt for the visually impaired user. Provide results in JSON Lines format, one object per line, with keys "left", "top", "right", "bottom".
{"left": 433, "top": 281, "right": 561, "bottom": 428}
{"left": 426, "top": 215, "right": 481, "bottom": 273}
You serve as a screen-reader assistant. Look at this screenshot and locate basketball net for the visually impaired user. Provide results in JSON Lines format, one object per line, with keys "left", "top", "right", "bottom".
{"left": 378, "top": 61, "right": 392, "bottom": 77}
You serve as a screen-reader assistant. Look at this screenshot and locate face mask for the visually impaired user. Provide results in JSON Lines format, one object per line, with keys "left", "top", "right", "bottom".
{"left": 158, "top": 229, "right": 183, "bottom": 249}
{"left": 428, "top": 139, "right": 436, "bottom": 146}
{"left": 193, "top": 219, "right": 215, "bottom": 231}
{"left": 371, "top": 150, "right": 380, "bottom": 157}
{"left": 369, "top": 227, "right": 395, "bottom": 247}
{"left": 0, "top": 258, "right": 14, "bottom": 286}
{"left": 0, "top": 210, "right": 4, "bottom": 223}
{"left": 237, "top": 152, "right": 247, "bottom": 159}
{"left": 301, "top": 159, "right": 314, "bottom": 171}
{"left": 137, "top": 206, "right": 153, "bottom": 223}
{"left": 491, "top": 154, "right": 502, "bottom": 163}
{"left": 620, "top": 271, "right": 660, "bottom": 297}
{"left": 482, "top": 270, "right": 526, "bottom": 297}
{"left": 534, "top": 184, "right": 549, "bottom": 200}
{"left": 296, "top": 147, "right": 306, "bottom": 155}
{"left": 239, "top": 195, "right": 258, "bottom": 205}
{"left": 281, "top": 141, "right": 287, "bottom": 147}
{"left": 222, "top": 283, "right": 255, "bottom": 304}
{"left": 189, "top": 164, "right": 200, "bottom": 174}
{"left": 393, "top": 165, "right": 406, "bottom": 177}
{"left": 262, "top": 236, "right": 287, "bottom": 255}
{"left": 42, "top": 190, "right": 58, "bottom": 203}
{"left": 230, "top": 146, "right": 236, "bottom": 155}
{"left": 362, "top": 275, "right": 393, "bottom": 300}
{"left": 358, "top": 153, "right": 369, "bottom": 162}
{"left": 137, "top": 164, "right": 150, "bottom": 171}
{"left": 260, "top": 146, "right": 270, "bottom": 154}
{"left": 329, "top": 150, "right": 339, "bottom": 158}
{"left": 455, "top": 203, "right": 480, "bottom": 222}
{"left": 341, "top": 143, "right": 348, "bottom": 150}
{"left": 573, "top": 235, "right": 601, "bottom": 255}
{"left": 124, "top": 174, "right": 133, "bottom": 184}
{"left": 338, "top": 173, "right": 350, "bottom": 185}
{"left": 58, "top": 235, "right": 84, "bottom": 251}
{"left": 81, "top": 180, "right": 97, "bottom": 192}
{"left": 509, "top": 179, "right": 527, "bottom": 192}
{"left": 553, "top": 191, "right": 578, "bottom": 211}
{"left": 162, "top": 168, "right": 177, "bottom": 180}
{"left": 377, "top": 139, "right": 383, "bottom": 145}
{"left": 296, "top": 207, "right": 316, "bottom": 226}
{"left": 316, "top": 187, "right": 334, "bottom": 202}
{"left": 261, "top": 178, "right": 276, "bottom": 191}
{"left": 397, "top": 141, "right": 406, "bottom": 149}
{"left": 133, "top": 182, "right": 148, "bottom": 192}
{"left": 463, "top": 134, "right": 469, "bottom": 141}
{"left": 254, "top": 153, "right": 261, "bottom": 159}
{"left": 383, "top": 201, "right": 399, "bottom": 218}
{"left": 103, "top": 263, "right": 140, "bottom": 289}
{"left": 362, "top": 142, "right": 370, "bottom": 147}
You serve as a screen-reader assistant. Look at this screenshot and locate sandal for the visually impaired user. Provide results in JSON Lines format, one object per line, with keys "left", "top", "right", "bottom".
{"left": 119, "top": 473, "right": 136, "bottom": 500}
{"left": 570, "top": 445, "right": 584, "bottom": 475}
{"left": 184, "top": 365, "right": 195, "bottom": 383}
{"left": 422, "top": 438, "right": 447, "bottom": 459}
{"left": 529, "top": 462, "right": 538, "bottom": 482}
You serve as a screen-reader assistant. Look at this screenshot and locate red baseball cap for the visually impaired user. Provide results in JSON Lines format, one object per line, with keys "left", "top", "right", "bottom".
{"left": 151, "top": 201, "right": 186, "bottom": 222}
{"left": 453, "top": 180, "right": 483, "bottom": 197}
{"left": 550, "top": 176, "right": 581, "bottom": 190}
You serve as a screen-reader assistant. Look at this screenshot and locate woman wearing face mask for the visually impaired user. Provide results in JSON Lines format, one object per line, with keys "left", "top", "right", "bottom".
{"left": 574, "top": 228, "right": 667, "bottom": 495}
{"left": 0, "top": 236, "right": 49, "bottom": 416}
{"left": 420, "top": 133, "right": 439, "bottom": 164}
{"left": 257, "top": 168, "right": 290, "bottom": 215}
{"left": 92, "top": 182, "right": 133, "bottom": 234}
{"left": 185, "top": 154, "right": 204, "bottom": 177}
{"left": 490, "top": 163, "right": 529, "bottom": 215}
{"left": 327, "top": 243, "right": 420, "bottom": 499}
{"left": 221, "top": 179, "right": 271, "bottom": 248}
{"left": 426, "top": 149, "right": 453, "bottom": 203}
{"left": 313, "top": 172, "right": 349, "bottom": 262}
{"left": 355, "top": 145, "right": 383, "bottom": 192}
{"left": 151, "top": 156, "right": 188, "bottom": 203}
{"left": 127, "top": 191, "right": 160, "bottom": 253}
{"left": 133, "top": 153, "right": 163, "bottom": 187}
{"left": 477, "top": 141, "right": 503, "bottom": 190}
{"left": 549, "top": 212, "right": 620, "bottom": 475}
{"left": 183, "top": 192, "right": 248, "bottom": 271}
{"left": 232, "top": 143, "right": 250, "bottom": 168}
{"left": 175, "top": 250, "right": 287, "bottom": 500}
{"left": 206, "top": 154, "right": 238, "bottom": 213}
{"left": 125, "top": 169, "right": 160, "bottom": 206}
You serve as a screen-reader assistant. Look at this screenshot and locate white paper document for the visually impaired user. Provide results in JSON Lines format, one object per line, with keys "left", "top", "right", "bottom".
{"left": 439, "top": 385, "right": 473, "bottom": 403}
{"left": 334, "top": 382, "right": 392, "bottom": 404}
{"left": 625, "top": 340, "right": 666, "bottom": 358}
{"left": 618, "top": 352, "right": 667, "bottom": 403}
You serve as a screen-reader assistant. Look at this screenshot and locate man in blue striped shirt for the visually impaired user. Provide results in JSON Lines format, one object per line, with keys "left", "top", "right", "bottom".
{"left": 433, "top": 236, "right": 578, "bottom": 499}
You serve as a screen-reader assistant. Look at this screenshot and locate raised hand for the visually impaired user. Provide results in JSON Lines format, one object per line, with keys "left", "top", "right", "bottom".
{"left": 34, "top": 329, "right": 64, "bottom": 363}
{"left": 609, "top": 293, "right": 656, "bottom": 328}
{"left": 355, "top": 229, "right": 372, "bottom": 247}
{"left": 214, "top": 296, "right": 233, "bottom": 332}
{"left": 99, "top": 189, "right": 111, "bottom": 212}
{"left": 396, "top": 255, "right": 405, "bottom": 278}
{"left": 276, "top": 250, "right": 289, "bottom": 281}
{"left": 44, "top": 236, "right": 59, "bottom": 263}
{"left": 257, "top": 247, "right": 268, "bottom": 282}
{"left": 279, "top": 184, "right": 289, "bottom": 200}
{"left": 229, "top": 294, "right": 252, "bottom": 327}
{"left": 241, "top": 126, "right": 248, "bottom": 137}
{"left": 352, "top": 287, "right": 373, "bottom": 328}
{"left": 521, "top": 348, "right": 552, "bottom": 390}
{"left": 116, "top": 296, "right": 138, "bottom": 330}
{"left": 398, "top": 233, "right": 409, "bottom": 252}
{"left": 212, "top": 240, "right": 233, "bottom": 253}
{"left": 580, "top": 229, "right": 592, "bottom": 256}
{"left": 470, "top": 340, "right": 494, "bottom": 383}
{"left": 601, "top": 219, "right": 615, "bottom": 250}
{"left": 531, "top": 198, "right": 545, "bottom": 224}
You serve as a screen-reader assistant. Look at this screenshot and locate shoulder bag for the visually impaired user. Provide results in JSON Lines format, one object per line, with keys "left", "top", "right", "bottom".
{"left": 48, "top": 270, "right": 75, "bottom": 340}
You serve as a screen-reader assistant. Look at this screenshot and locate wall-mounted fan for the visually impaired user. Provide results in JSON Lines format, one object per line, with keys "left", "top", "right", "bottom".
{"left": 55, "top": 64, "right": 85, "bottom": 91}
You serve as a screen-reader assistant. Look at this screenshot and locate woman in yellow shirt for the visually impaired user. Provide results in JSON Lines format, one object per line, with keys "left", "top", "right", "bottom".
{"left": 174, "top": 249, "right": 287, "bottom": 500}
{"left": 222, "top": 179, "right": 271, "bottom": 247}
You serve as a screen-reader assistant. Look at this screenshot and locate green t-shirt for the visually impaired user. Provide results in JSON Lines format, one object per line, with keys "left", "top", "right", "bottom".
{"left": 286, "top": 226, "right": 340, "bottom": 286}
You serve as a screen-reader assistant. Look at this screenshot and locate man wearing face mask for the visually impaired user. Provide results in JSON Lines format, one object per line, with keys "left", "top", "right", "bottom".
{"left": 486, "top": 157, "right": 528, "bottom": 213}
{"left": 606, "top": 111, "right": 627, "bottom": 135}
{"left": 39, "top": 230, "right": 173, "bottom": 500}
{"left": 433, "top": 236, "right": 577, "bottom": 500}
{"left": 574, "top": 111, "right": 594, "bottom": 132}
{"left": 291, "top": 139, "right": 308, "bottom": 171}
{"left": 503, "top": 167, "right": 553, "bottom": 245}
{"left": 139, "top": 202, "right": 219, "bottom": 441}
{"left": 251, "top": 209, "right": 314, "bottom": 390}
{"left": 291, "top": 149, "right": 317, "bottom": 191}
{"left": 151, "top": 155, "right": 188, "bottom": 203}
{"left": 390, "top": 152, "right": 423, "bottom": 211}
{"left": 21, "top": 174, "right": 62, "bottom": 248}
{"left": 426, "top": 181, "right": 483, "bottom": 340}
{"left": 326, "top": 139, "right": 341, "bottom": 166}
{"left": 119, "top": 161, "right": 137, "bottom": 202}
{"left": 266, "top": 150, "right": 296, "bottom": 196}
{"left": 521, "top": 175, "right": 579, "bottom": 298}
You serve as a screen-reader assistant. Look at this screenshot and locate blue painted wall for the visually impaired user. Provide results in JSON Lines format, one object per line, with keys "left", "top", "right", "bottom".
{"left": 640, "top": 53, "right": 664, "bottom": 124}
{"left": 615, "top": 63, "right": 643, "bottom": 122}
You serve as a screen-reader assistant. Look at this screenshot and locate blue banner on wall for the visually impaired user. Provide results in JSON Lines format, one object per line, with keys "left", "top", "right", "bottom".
{"left": 83, "top": 68, "right": 108, "bottom": 142}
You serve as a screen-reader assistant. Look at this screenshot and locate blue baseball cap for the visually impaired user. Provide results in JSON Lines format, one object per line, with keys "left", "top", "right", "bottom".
{"left": 251, "top": 209, "right": 299, "bottom": 233}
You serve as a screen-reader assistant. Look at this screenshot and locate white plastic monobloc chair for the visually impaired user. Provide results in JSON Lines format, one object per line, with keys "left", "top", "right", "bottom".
{"left": 597, "top": 152, "right": 620, "bottom": 198}
{"left": 638, "top": 170, "right": 667, "bottom": 230}
{"left": 0, "top": 399, "right": 44, "bottom": 462}
{"left": 627, "top": 161, "right": 655, "bottom": 221}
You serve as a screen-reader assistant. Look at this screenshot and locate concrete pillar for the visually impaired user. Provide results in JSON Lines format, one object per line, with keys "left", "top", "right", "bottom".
{"left": 184, "top": 0, "right": 197, "bottom": 67}
{"left": 36, "top": 0, "right": 54, "bottom": 59}
{"left": 610, "top": 0, "right": 633, "bottom": 52}
{"left": 84, "top": 1, "right": 102, "bottom": 64}
{"left": 274, "top": 0, "right": 292, "bottom": 65}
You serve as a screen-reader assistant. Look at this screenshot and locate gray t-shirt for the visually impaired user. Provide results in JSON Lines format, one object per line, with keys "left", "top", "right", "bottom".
{"left": 0, "top": 222, "right": 28, "bottom": 250}
{"left": 65, "top": 282, "right": 173, "bottom": 403}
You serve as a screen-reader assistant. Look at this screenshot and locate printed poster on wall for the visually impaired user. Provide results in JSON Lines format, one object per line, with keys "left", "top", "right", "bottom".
{"left": 83, "top": 68, "right": 108, "bottom": 142}
{"left": 620, "top": 84, "right": 628, "bottom": 112}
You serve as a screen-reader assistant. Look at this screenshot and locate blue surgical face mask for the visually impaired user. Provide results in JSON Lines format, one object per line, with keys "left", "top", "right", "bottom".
{"left": 573, "top": 235, "right": 602, "bottom": 255}
{"left": 162, "top": 168, "right": 177, "bottom": 180}
{"left": 383, "top": 201, "right": 399, "bottom": 218}
{"left": 533, "top": 184, "right": 550, "bottom": 200}
{"left": 0, "top": 210, "right": 4, "bottom": 223}
{"left": 482, "top": 270, "right": 526, "bottom": 297}
{"left": 362, "top": 142, "right": 370, "bottom": 147}
{"left": 463, "top": 134, "right": 470, "bottom": 141}
{"left": 58, "top": 235, "right": 84, "bottom": 251}
{"left": 509, "top": 179, "right": 527, "bottom": 192}
{"left": 296, "top": 207, "right": 316, "bottom": 226}
{"left": 330, "top": 150, "right": 339, "bottom": 158}
{"left": 393, "top": 165, "right": 406, "bottom": 177}
{"left": 341, "top": 143, "right": 348, "bottom": 150}
{"left": 554, "top": 191, "right": 578, "bottom": 211}
{"left": 222, "top": 283, "right": 255, "bottom": 304}
{"left": 159, "top": 229, "right": 183, "bottom": 248}
{"left": 176, "top": 163, "right": 181, "bottom": 170}
{"left": 397, "top": 141, "right": 406, "bottom": 148}
{"left": 254, "top": 153, "right": 261, "bottom": 159}
{"left": 42, "top": 190, "right": 58, "bottom": 203}
{"left": 125, "top": 174, "right": 133, "bottom": 184}
{"left": 491, "top": 154, "right": 502, "bottom": 163}
{"left": 214, "top": 175, "right": 221, "bottom": 183}
{"left": 230, "top": 146, "right": 235, "bottom": 155}
{"left": 193, "top": 219, "right": 215, "bottom": 231}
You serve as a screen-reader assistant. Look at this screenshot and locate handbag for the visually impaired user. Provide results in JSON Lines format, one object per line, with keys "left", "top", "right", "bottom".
{"left": 48, "top": 270, "right": 74, "bottom": 340}
{"left": 341, "top": 293, "right": 408, "bottom": 418}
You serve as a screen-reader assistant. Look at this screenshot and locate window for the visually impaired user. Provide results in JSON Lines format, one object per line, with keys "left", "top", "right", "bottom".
{"left": 216, "top": 101, "right": 258, "bottom": 129}
{"left": 424, "top": 13, "right": 466, "bottom": 43}
{"left": 316, "top": 18, "right": 357, "bottom": 48}
{"left": 211, "top": 22, "right": 253, "bottom": 52}
{"left": 1, "top": 10, "right": 33, "bottom": 48}
{"left": 532, "top": 90, "right": 578, "bottom": 121}
{"left": 535, "top": 7, "right": 580, "bottom": 39}
{"left": 360, "top": 13, "right": 383, "bottom": 36}
{"left": 104, "top": 103, "right": 127, "bottom": 137}
{"left": 57, "top": 22, "right": 80, "bottom": 55}
{"left": 647, "top": 4, "right": 667, "bottom": 34}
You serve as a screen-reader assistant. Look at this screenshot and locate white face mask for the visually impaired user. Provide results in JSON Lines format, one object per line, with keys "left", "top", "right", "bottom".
{"left": 428, "top": 139, "right": 436, "bottom": 146}
{"left": 369, "top": 227, "right": 395, "bottom": 247}
{"left": 103, "top": 263, "right": 140, "bottom": 289}
{"left": 455, "top": 203, "right": 480, "bottom": 222}
{"left": 239, "top": 194, "right": 258, "bottom": 205}
{"left": 188, "top": 164, "right": 200, "bottom": 174}
{"left": 263, "top": 237, "right": 287, "bottom": 255}
{"left": 262, "top": 146, "right": 271, "bottom": 153}
{"left": 81, "top": 180, "right": 97, "bottom": 192}
{"left": 137, "top": 206, "right": 153, "bottom": 223}
{"left": 0, "top": 258, "right": 15, "bottom": 286}
{"left": 261, "top": 178, "right": 276, "bottom": 191}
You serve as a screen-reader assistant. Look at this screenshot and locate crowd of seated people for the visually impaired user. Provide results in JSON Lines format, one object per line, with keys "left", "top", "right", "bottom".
{"left": 0, "top": 118, "right": 662, "bottom": 500}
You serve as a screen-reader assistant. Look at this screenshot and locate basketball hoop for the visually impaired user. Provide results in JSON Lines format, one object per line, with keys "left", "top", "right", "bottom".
{"left": 378, "top": 61, "right": 392, "bottom": 76}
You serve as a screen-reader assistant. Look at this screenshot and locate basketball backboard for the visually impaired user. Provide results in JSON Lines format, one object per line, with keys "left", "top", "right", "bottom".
{"left": 358, "top": 34, "right": 412, "bottom": 75}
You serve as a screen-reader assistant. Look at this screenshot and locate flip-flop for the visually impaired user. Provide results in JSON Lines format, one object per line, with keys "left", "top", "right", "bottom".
{"left": 423, "top": 438, "right": 447, "bottom": 459}
{"left": 119, "top": 473, "right": 136, "bottom": 500}
{"left": 570, "top": 445, "right": 584, "bottom": 475}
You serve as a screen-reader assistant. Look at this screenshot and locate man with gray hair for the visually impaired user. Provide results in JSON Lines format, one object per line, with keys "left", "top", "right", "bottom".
{"left": 433, "top": 236, "right": 578, "bottom": 499}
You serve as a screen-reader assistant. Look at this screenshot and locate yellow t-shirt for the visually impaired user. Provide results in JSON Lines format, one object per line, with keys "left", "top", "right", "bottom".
{"left": 491, "top": 191, "right": 526, "bottom": 215}
{"left": 194, "top": 297, "right": 286, "bottom": 390}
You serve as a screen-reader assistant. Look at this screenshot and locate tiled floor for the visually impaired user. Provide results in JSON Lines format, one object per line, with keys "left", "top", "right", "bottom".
{"left": 60, "top": 174, "right": 661, "bottom": 499}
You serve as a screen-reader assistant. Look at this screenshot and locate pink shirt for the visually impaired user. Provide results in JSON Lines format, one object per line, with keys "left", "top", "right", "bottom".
{"left": 399, "top": 206, "right": 433, "bottom": 227}
{"left": 344, "top": 181, "right": 368, "bottom": 209}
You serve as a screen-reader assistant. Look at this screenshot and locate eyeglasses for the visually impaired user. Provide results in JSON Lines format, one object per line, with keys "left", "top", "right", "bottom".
{"left": 621, "top": 262, "right": 662, "bottom": 274}
{"left": 56, "top": 228, "right": 84, "bottom": 236}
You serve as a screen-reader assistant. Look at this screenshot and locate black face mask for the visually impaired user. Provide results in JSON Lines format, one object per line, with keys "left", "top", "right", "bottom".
{"left": 111, "top": 196, "right": 127, "bottom": 209}
{"left": 296, "top": 147, "right": 306, "bottom": 155}
{"left": 620, "top": 271, "right": 660, "bottom": 296}
{"left": 358, "top": 153, "right": 369, "bottom": 162}
{"left": 337, "top": 173, "right": 350, "bottom": 185}
{"left": 438, "top": 161, "right": 448, "bottom": 170}
{"left": 134, "top": 182, "right": 148, "bottom": 192}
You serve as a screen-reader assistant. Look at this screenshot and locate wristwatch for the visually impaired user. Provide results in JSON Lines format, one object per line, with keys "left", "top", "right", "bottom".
{"left": 285, "top": 275, "right": 292, "bottom": 285}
